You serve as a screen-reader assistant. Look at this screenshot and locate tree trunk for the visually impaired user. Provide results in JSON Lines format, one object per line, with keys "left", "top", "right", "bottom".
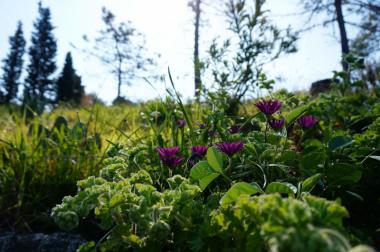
{"left": 117, "top": 58, "right": 122, "bottom": 99}
{"left": 193, "top": 0, "right": 202, "bottom": 100}
{"left": 334, "top": 0, "right": 350, "bottom": 72}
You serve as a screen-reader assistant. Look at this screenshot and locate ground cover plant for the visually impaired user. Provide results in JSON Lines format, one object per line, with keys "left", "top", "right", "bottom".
{"left": 46, "top": 74, "right": 380, "bottom": 251}
{"left": 1, "top": 71, "right": 380, "bottom": 250}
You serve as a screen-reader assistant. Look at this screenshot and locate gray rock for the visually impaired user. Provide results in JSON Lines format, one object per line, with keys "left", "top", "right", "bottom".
{"left": 310, "top": 79, "right": 332, "bottom": 96}
{"left": 0, "top": 232, "right": 86, "bottom": 252}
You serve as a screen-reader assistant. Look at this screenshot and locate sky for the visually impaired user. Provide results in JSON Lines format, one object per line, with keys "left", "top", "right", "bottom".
{"left": 0, "top": 0, "right": 343, "bottom": 103}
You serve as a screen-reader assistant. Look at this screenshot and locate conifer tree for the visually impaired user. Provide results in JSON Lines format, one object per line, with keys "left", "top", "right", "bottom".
{"left": 0, "top": 21, "right": 26, "bottom": 104}
{"left": 24, "top": 1, "right": 57, "bottom": 111}
{"left": 56, "top": 52, "right": 84, "bottom": 105}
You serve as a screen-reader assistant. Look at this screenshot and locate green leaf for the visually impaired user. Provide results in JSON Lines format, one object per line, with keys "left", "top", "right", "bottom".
{"left": 266, "top": 182, "right": 297, "bottom": 196}
{"left": 110, "top": 193, "right": 124, "bottom": 208}
{"left": 300, "top": 151, "right": 327, "bottom": 175}
{"left": 220, "top": 182, "right": 263, "bottom": 205}
{"left": 328, "top": 136, "right": 355, "bottom": 152}
{"left": 301, "top": 173, "right": 322, "bottom": 192}
{"left": 326, "top": 163, "right": 362, "bottom": 185}
{"left": 285, "top": 104, "right": 309, "bottom": 127}
{"left": 207, "top": 147, "right": 224, "bottom": 173}
{"left": 190, "top": 161, "right": 220, "bottom": 191}
{"left": 345, "top": 191, "right": 364, "bottom": 202}
{"left": 369, "top": 156, "right": 380, "bottom": 162}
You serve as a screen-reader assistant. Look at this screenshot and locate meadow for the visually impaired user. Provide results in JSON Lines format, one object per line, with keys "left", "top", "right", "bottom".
{"left": 1, "top": 79, "right": 379, "bottom": 251}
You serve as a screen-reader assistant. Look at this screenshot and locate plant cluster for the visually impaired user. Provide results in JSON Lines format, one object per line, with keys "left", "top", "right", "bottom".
{"left": 50, "top": 82, "right": 380, "bottom": 251}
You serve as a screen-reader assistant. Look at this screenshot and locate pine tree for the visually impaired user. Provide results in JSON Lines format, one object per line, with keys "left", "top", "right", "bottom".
{"left": 56, "top": 52, "right": 84, "bottom": 105}
{"left": 0, "top": 21, "right": 26, "bottom": 104}
{"left": 24, "top": 1, "right": 57, "bottom": 111}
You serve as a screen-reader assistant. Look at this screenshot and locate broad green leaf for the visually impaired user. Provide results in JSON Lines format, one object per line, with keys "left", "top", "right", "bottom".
{"left": 190, "top": 161, "right": 220, "bottom": 191}
{"left": 303, "top": 139, "right": 324, "bottom": 152}
{"left": 266, "top": 182, "right": 297, "bottom": 196}
{"left": 328, "top": 136, "right": 355, "bottom": 152}
{"left": 198, "top": 173, "right": 220, "bottom": 191}
{"left": 301, "top": 173, "right": 322, "bottom": 192}
{"left": 326, "top": 163, "right": 362, "bottom": 185}
{"left": 207, "top": 147, "right": 224, "bottom": 173}
{"left": 300, "top": 151, "right": 327, "bottom": 175}
{"left": 280, "top": 150, "right": 298, "bottom": 164}
{"left": 369, "top": 156, "right": 380, "bottom": 162}
{"left": 220, "top": 182, "right": 263, "bottom": 205}
{"left": 285, "top": 104, "right": 309, "bottom": 127}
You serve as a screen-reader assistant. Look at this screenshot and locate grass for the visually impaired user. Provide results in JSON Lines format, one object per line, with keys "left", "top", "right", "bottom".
{"left": 0, "top": 103, "right": 145, "bottom": 232}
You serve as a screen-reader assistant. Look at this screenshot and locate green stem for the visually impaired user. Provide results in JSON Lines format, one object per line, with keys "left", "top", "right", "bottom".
{"left": 264, "top": 118, "right": 268, "bottom": 143}
{"left": 281, "top": 133, "right": 289, "bottom": 156}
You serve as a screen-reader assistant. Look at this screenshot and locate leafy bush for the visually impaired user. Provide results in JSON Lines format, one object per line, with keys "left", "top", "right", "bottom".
{"left": 52, "top": 155, "right": 370, "bottom": 252}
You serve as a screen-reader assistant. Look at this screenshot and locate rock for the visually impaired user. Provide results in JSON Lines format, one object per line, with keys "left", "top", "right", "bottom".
{"left": 310, "top": 79, "right": 332, "bottom": 96}
{"left": 0, "top": 232, "right": 86, "bottom": 252}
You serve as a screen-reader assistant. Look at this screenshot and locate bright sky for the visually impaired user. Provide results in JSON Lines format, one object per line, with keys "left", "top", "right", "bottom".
{"left": 0, "top": 0, "right": 342, "bottom": 103}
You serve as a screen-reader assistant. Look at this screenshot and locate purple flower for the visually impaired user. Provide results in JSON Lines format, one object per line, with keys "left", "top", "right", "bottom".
{"left": 156, "top": 146, "right": 184, "bottom": 168}
{"left": 255, "top": 99, "right": 282, "bottom": 115}
{"left": 165, "top": 156, "right": 184, "bottom": 168}
{"left": 268, "top": 118, "right": 285, "bottom": 130}
{"left": 188, "top": 146, "right": 208, "bottom": 168}
{"left": 191, "top": 146, "right": 208, "bottom": 157}
{"left": 228, "top": 124, "right": 241, "bottom": 134}
{"left": 156, "top": 147, "right": 180, "bottom": 158}
{"left": 187, "top": 158, "right": 196, "bottom": 168}
{"left": 216, "top": 141, "right": 244, "bottom": 157}
{"left": 196, "top": 122, "right": 206, "bottom": 129}
{"left": 297, "top": 115, "right": 317, "bottom": 129}
{"left": 177, "top": 119, "right": 186, "bottom": 128}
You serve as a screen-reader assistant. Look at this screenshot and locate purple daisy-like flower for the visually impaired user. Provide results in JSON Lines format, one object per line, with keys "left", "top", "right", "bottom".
{"left": 156, "top": 146, "right": 180, "bottom": 159}
{"left": 228, "top": 124, "right": 241, "bottom": 134}
{"left": 165, "top": 156, "right": 185, "bottom": 168}
{"left": 297, "top": 115, "right": 317, "bottom": 129}
{"left": 255, "top": 99, "right": 282, "bottom": 115}
{"left": 156, "top": 146, "right": 184, "bottom": 168}
{"left": 268, "top": 118, "right": 285, "bottom": 130}
{"left": 177, "top": 119, "right": 186, "bottom": 128}
{"left": 216, "top": 141, "right": 244, "bottom": 157}
{"left": 188, "top": 146, "right": 208, "bottom": 168}
{"left": 191, "top": 145, "right": 208, "bottom": 157}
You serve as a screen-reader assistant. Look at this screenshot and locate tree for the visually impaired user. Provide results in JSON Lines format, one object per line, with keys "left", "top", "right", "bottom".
{"left": 206, "top": 0, "right": 297, "bottom": 114}
{"left": 24, "top": 1, "right": 57, "bottom": 111}
{"left": 350, "top": 1, "right": 380, "bottom": 58}
{"left": 188, "top": 0, "right": 203, "bottom": 100}
{"left": 0, "top": 21, "right": 26, "bottom": 104}
{"left": 56, "top": 52, "right": 84, "bottom": 105}
{"left": 300, "top": 0, "right": 380, "bottom": 71}
{"left": 83, "top": 7, "right": 157, "bottom": 102}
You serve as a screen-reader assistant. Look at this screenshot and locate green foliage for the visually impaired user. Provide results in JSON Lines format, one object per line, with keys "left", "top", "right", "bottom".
{"left": 220, "top": 182, "right": 262, "bottom": 205}
{"left": 190, "top": 161, "right": 220, "bottom": 191}
{"left": 52, "top": 154, "right": 363, "bottom": 251}
{"left": 1, "top": 71, "right": 379, "bottom": 249}
{"left": 205, "top": 0, "right": 297, "bottom": 114}
{"left": 56, "top": 52, "right": 84, "bottom": 105}
{"left": 52, "top": 158, "right": 203, "bottom": 251}
{"left": 210, "top": 194, "right": 351, "bottom": 252}
{"left": 0, "top": 21, "right": 26, "bottom": 104}
{"left": 24, "top": 2, "right": 57, "bottom": 111}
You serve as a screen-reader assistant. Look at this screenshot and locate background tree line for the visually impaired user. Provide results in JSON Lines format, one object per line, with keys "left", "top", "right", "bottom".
{"left": 0, "top": 2, "right": 84, "bottom": 113}
{"left": 1, "top": 0, "right": 378, "bottom": 113}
